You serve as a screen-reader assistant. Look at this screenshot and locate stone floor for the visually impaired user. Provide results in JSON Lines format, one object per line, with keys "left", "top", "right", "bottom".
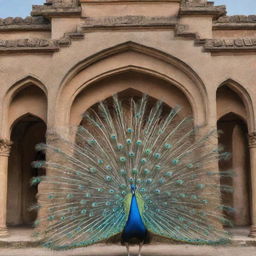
{"left": 0, "top": 244, "right": 256, "bottom": 256}
{"left": 0, "top": 227, "right": 255, "bottom": 256}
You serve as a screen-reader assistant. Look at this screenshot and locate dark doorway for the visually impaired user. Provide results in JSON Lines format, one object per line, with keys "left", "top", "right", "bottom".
{"left": 7, "top": 114, "right": 46, "bottom": 227}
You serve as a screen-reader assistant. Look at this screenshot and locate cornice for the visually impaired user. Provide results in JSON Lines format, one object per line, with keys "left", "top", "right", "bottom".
{"left": 31, "top": 5, "right": 81, "bottom": 17}
{"left": 179, "top": 4, "right": 226, "bottom": 19}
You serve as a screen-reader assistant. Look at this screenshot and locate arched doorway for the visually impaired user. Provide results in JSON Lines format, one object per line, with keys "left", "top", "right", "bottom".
{"left": 217, "top": 84, "right": 251, "bottom": 227}
{"left": 7, "top": 115, "right": 46, "bottom": 227}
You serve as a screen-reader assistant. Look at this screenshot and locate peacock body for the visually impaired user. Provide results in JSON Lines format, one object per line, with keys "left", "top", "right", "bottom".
{"left": 32, "top": 94, "right": 232, "bottom": 255}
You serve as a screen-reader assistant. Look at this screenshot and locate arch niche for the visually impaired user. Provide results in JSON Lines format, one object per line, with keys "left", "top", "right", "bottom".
{"left": 217, "top": 81, "right": 252, "bottom": 227}
{"left": 5, "top": 79, "right": 47, "bottom": 227}
{"left": 55, "top": 42, "right": 208, "bottom": 128}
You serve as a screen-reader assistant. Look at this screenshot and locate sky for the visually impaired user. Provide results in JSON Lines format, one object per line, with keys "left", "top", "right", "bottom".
{"left": 0, "top": 0, "right": 255, "bottom": 18}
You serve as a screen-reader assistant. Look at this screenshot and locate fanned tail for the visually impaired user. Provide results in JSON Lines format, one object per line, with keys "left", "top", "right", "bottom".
{"left": 32, "top": 93, "right": 232, "bottom": 249}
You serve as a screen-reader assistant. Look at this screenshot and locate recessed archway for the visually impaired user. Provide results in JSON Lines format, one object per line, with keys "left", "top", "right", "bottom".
{"left": 7, "top": 114, "right": 46, "bottom": 227}
{"left": 56, "top": 42, "right": 208, "bottom": 129}
{"left": 70, "top": 71, "right": 193, "bottom": 127}
{"left": 218, "top": 113, "right": 251, "bottom": 227}
{"left": 217, "top": 83, "right": 252, "bottom": 227}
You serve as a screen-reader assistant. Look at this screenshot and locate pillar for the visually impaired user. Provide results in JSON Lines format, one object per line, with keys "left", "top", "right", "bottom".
{"left": 249, "top": 132, "right": 256, "bottom": 238}
{"left": 0, "top": 139, "right": 12, "bottom": 237}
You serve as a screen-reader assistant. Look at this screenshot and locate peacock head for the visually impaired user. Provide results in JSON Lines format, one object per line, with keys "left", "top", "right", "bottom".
{"left": 130, "top": 184, "right": 136, "bottom": 194}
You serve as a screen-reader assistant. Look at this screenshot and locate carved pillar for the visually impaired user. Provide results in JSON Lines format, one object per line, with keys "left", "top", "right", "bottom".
{"left": 248, "top": 132, "right": 256, "bottom": 238}
{"left": 0, "top": 139, "right": 12, "bottom": 237}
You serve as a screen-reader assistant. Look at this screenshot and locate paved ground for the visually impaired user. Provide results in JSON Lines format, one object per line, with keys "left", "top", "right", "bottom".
{"left": 0, "top": 244, "right": 256, "bottom": 256}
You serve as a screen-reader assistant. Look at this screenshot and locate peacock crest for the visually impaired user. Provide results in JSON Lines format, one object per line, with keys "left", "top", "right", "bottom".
{"left": 32, "top": 94, "right": 232, "bottom": 250}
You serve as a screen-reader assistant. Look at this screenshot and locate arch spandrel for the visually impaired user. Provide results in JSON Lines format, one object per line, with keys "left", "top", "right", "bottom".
{"left": 55, "top": 42, "right": 208, "bottom": 128}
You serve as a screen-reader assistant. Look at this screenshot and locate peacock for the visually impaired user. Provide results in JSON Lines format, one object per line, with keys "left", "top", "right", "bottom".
{"left": 31, "top": 94, "right": 233, "bottom": 256}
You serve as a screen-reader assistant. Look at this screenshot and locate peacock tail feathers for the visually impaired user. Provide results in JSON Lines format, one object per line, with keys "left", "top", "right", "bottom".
{"left": 32, "top": 94, "right": 233, "bottom": 250}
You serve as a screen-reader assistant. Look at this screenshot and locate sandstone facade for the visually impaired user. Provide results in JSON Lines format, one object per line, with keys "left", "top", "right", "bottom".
{"left": 0, "top": 0, "right": 256, "bottom": 238}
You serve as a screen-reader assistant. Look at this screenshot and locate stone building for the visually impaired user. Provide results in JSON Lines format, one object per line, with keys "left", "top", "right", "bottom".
{"left": 0, "top": 0, "right": 256, "bottom": 239}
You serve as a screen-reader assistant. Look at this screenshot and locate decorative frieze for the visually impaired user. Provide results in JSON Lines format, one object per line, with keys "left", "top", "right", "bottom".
{"left": 204, "top": 39, "right": 256, "bottom": 52}
{"left": 81, "top": 16, "right": 177, "bottom": 31}
{"left": 214, "top": 15, "right": 256, "bottom": 30}
{"left": 0, "top": 36, "right": 75, "bottom": 53}
{"left": 0, "top": 16, "right": 50, "bottom": 31}
{"left": 0, "top": 139, "right": 13, "bottom": 157}
{"left": 249, "top": 132, "right": 256, "bottom": 148}
{"left": 217, "top": 15, "right": 256, "bottom": 24}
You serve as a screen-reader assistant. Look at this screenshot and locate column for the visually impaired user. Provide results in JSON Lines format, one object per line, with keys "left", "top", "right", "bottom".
{"left": 0, "top": 139, "right": 12, "bottom": 237}
{"left": 248, "top": 132, "right": 256, "bottom": 238}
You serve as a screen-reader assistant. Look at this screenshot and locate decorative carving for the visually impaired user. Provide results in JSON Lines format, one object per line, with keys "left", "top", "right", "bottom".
{"left": 217, "top": 15, "right": 256, "bottom": 24}
{"left": 181, "top": 0, "right": 208, "bottom": 7}
{"left": 204, "top": 39, "right": 256, "bottom": 52}
{"left": 46, "top": 130, "right": 61, "bottom": 144}
{"left": 0, "top": 38, "right": 54, "bottom": 48}
{"left": 0, "top": 139, "right": 13, "bottom": 157}
{"left": 52, "top": 0, "right": 78, "bottom": 7}
{"left": 248, "top": 132, "right": 256, "bottom": 148}
{"left": 0, "top": 16, "right": 49, "bottom": 26}
{"left": 82, "top": 16, "right": 177, "bottom": 30}
{"left": 0, "top": 16, "right": 50, "bottom": 31}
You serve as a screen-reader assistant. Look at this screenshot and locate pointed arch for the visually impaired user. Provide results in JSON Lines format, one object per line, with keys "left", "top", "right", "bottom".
{"left": 56, "top": 41, "right": 208, "bottom": 128}
{"left": 1, "top": 76, "right": 48, "bottom": 138}
{"left": 217, "top": 79, "right": 254, "bottom": 132}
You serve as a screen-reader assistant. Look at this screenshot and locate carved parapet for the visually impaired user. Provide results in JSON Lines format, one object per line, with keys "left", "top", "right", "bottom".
{"left": 0, "top": 16, "right": 50, "bottom": 31}
{"left": 214, "top": 15, "right": 256, "bottom": 30}
{"left": 0, "top": 139, "right": 13, "bottom": 157}
{"left": 204, "top": 38, "right": 256, "bottom": 53}
{"left": 249, "top": 132, "right": 256, "bottom": 148}
{"left": 81, "top": 16, "right": 177, "bottom": 31}
{"left": 217, "top": 15, "right": 256, "bottom": 24}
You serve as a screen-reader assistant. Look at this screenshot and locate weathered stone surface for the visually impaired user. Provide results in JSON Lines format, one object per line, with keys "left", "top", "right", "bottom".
{"left": 180, "top": 4, "right": 226, "bottom": 18}
{"left": 0, "top": 16, "right": 49, "bottom": 26}
{"left": 81, "top": 16, "right": 177, "bottom": 30}
{"left": 31, "top": 5, "right": 81, "bottom": 17}
{"left": 204, "top": 38, "right": 256, "bottom": 52}
{"left": 217, "top": 15, "right": 256, "bottom": 23}
{"left": 0, "top": 16, "right": 50, "bottom": 31}
{"left": 52, "top": 0, "right": 78, "bottom": 7}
